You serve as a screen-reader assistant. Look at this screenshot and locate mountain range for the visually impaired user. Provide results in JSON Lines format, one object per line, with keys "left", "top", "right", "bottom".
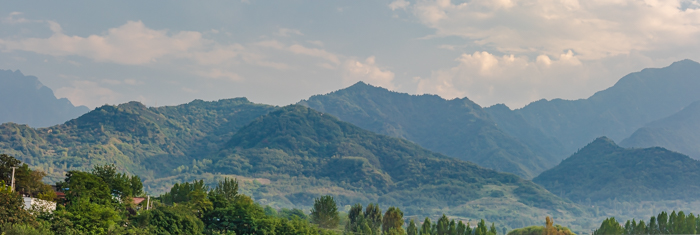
{"left": 620, "top": 100, "right": 700, "bottom": 159}
{"left": 300, "top": 83, "right": 557, "bottom": 179}
{"left": 0, "top": 69, "right": 89, "bottom": 127}
{"left": 508, "top": 59, "right": 700, "bottom": 157}
{"left": 534, "top": 137, "right": 700, "bottom": 202}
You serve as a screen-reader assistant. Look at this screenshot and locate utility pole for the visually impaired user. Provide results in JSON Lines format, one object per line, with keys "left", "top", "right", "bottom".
{"left": 10, "top": 166, "right": 17, "bottom": 192}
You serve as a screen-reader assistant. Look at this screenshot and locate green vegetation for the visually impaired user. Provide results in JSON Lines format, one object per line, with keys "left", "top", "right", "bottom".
{"left": 299, "top": 82, "right": 555, "bottom": 178}
{"left": 533, "top": 137, "right": 700, "bottom": 202}
{"left": 621, "top": 100, "right": 700, "bottom": 160}
{"left": 0, "top": 98, "right": 275, "bottom": 190}
{"left": 594, "top": 210, "right": 700, "bottom": 235}
{"left": 214, "top": 105, "right": 587, "bottom": 230}
{"left": 508, "top": 217, "right": 575, "bottom": 235}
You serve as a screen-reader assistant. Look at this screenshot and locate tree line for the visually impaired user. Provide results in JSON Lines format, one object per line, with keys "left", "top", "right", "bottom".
{"left": 594, "top": 211, "right": 700, "bottom": 235}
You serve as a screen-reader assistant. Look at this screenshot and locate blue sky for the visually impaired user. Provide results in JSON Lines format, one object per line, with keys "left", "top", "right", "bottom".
{"left": 2, "top": 0, "right": 700, "bottom": 109}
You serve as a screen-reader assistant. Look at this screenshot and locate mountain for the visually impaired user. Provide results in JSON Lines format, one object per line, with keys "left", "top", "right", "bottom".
{"left": 0, "top": 98, "right": 276, "bottom": 183}
{"left": 620, "top": 101, "right": 700, "bottom": 159}
{"left": 212, "top": 105, "right": 585, "bottom": 228}
{"left": 514, "top": 60, "right": 700, "bottom": 155}
{"left": 0, "top": 100, "right": 588, "bottom": 229}
{"left": 299, "top": 82, "right": 555, "bottom": 179}
{"left": 0, "top": 69, "right": 89, "bottom": 127}
{"left": 533, "top": 137, "right": 700, "bottom": 202}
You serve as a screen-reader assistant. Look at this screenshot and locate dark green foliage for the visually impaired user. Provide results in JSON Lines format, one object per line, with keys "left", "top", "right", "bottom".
{"left": 436, "top": 214, "right": 450, "bottom": 235}
{"left": 364, "top": 204, "right": 382, "bottom": 233}
{"left": 279, "top": 208, "right": 309, "bottom": 220}
{"left": 421, "top": 217, "right": 433, "bottom": 235}
{"left": 515, "top": 59, "right": 700, "bottom": 155}
{"left": 52, "top": 197, "right": 122, "bottom": 234}
{"left": 92, "top": 164, "right": 143, "bottom": 198}
{"left": 136, "top": 204, "right": 204, "bottom": 235}
{"left": 382, "top": 207, "right": 404, "bottom": 234}
{"left": 0, "top": 154, "right": 21, "bottom": 183}
{"left": 0, "top": 223, "right": 53, "bottom": 235}
{"left": 408, "top": 219, "right": 418, "bottom": 235}
{"left": 0, "top": 98, "right": 274, "bottom": 186}
{"left": 0, "top": 181, "right": 34, "bottom": 227}
{"left": 621, "top": 100, "right": 700, "bottom": 160}
{"left": 300, "top": 82, "right": 553, "bottom": 178}
{"left": 219, "top": 105, "right": 581, "bottom": 224}
{"left": 593, "top": 210, "right": 700, "bottom": 235}
{"left": 59, "top": 171, "right": 113, "bottom": 206}
{"left": 534, "top": 137, "right": 700, "bottom": 202}
{"left": 311, "top": 195, "right": 340, "bottom": 229}
{"left": 160, "top": 180, "right": 209, "bottom": 205}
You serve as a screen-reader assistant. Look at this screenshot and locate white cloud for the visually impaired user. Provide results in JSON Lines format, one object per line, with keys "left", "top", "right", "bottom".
{"left": 276, "top": 28, "right": 303, "bottom": 37}
{"left": 410, "top": 0, "right": 700, "bottom": 60}
{"left": 389, "top": 0, "right": 411, "bottom": 10}
{"left": 416, "top": 51, "right": 603, "bottom": 108}
{"left": 55, "top": 80, "right": 120, "bottom": 107}
{"left": 1, "top": 12, "right": 38, "bottom": 24}
{"left": 343, "top": 56, "right": 396, "bottom": 89}
{"left": 0, "top": 21, "right": 203, "bottom": 65}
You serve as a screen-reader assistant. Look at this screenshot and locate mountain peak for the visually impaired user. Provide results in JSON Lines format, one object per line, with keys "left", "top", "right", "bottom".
{"left": 668, "top": 59, "right": 700, "bottom": 68}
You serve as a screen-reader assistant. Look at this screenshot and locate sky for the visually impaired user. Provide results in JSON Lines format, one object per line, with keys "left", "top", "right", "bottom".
{"left": 1, "top": 0, "right": 700, "bottom": 109}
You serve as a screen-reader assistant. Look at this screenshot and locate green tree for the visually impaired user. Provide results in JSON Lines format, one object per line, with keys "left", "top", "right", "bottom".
{"left": 449, "top": 220, "right": 457, "bottom": 235}
{"left": 13, "top": 163, "right": 55, "bottom": 200}
{"left": 92, "top": 164, "right": 142, "bottom": 198}
{"left": 593, "top": 217, "right": 624, "bottom": 235}
{"left": 310, "top": 195, "right": 340, "bottom": 229}
{"left": 53, "top": 197, "right": 122, "bottom": 234}
{"left": 201, "top": 195, "right": 264, "bottom": 234}
{"left": 490, "top": 223, "right": 498, "bottom": 235}
{"left": 421, "top": 217, "right": 432, "bottom": 235}
{"left": 382, "top": 207, "right": 404, "bottom": 234}
{"left": 436, "top": 214, "right": 450, "bottom": 235}
{"left": 0, "top": 181, "right": 33, "bottom": 227}
{"left": 0, "top": 154, "right": 21, "bottom": 183}
{"left": 210, "top": 178, "right": 239, "bottom": 202}
{"left": 136, "top": 204, "right": 204, "bottom": 235}
{"left": 59, "top": 171, "right": 113, "bottom": 206}
{"left": 408, "top": 219, "right": 419, "bottom": 235}
{"left": 475, "top": 219, "right": 488, "bottom": 235}
{"left": 365, "top": 203, "right": 382, "bottom": 234}
{"left": 456, "top": 221, "right": 467, "bottom": 235}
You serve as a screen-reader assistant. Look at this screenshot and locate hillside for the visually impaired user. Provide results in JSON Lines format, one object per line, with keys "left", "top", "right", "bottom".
{"left": 0, "top": 98, "right": 276, "bottom": 184}
{"left": 514, "top": 60, "right": 700, "bottom": 155}
{"left": 0, "top": 69, "right": 89, "bottom": 127}
{"left": 212, "top": 105, "right": 586, "bottom": 229}
{"left": 299, "top": 82, "right": 555, "bottom": 179}
{"left": 620, "top": 101, "right": 700, "bottom": 159}
{"left": 533, "top": 137, "right": 700, "bottom": 202}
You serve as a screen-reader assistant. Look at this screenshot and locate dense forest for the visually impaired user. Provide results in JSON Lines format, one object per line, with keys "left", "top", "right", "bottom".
{"left": 299, "top": 82, "right": 555, "bottom": 179}
{"left": 1, "top": 154, "right": 518, "bottom": 235}
{"left": 534, "top": 137, "right": 700, "bottom": 202}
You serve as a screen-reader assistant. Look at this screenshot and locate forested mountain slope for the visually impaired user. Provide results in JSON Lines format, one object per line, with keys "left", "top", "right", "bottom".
{"left": 514, "top": 60, "right": 700, "bottom": 155}
{"left": 533, "top": 137, "right": 700, "bottom": 202}
{"left": 299, "top": 82, "right": 555, "bottom": 179}
{"left": 0, "top": 98, "right": 276, "bottom": 184}
{"left": 620, "top": 101, "right": 700, "bottom": 159}
{"left": 211, "top": 105, "right": 586, "bottom": 228}
{"left": 0, "top": 69, "right": 89, "bottom": 127}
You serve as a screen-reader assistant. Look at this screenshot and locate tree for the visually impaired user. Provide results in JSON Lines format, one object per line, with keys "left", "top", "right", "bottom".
{"left": 59, "top": 171, "right": 113, "bottom": 206}
{"left": 0, "top": 154, "right": 21, "bottom": 183}
{"left": 210, "top": 178, "right": 238, "bottom": 203}
{"left": 92, "top": 164, "right": 142, "bottom": 198}
{"left": 382, "top": 207, "right": 404, "bottom": 234}
{"left": 408, "top": 219, "right": 419, "bottom": 235}
{"left": 0, "top": 181, "right": 33, "bottom": 227}
{"left": 136, "top": 204, "right": 204, "bottom": 235}
{"left": 436, "top": 214, "right": 450, "bottom": 235}
{"left": 457, "top": 221, "right": 467, "bottom": 235}
{"left": 490, "top": 223, "right": 498, "bottom": 235}
{"left": 475, "top": 219, "right": 488, "bottom": 235}
{"left": 421, "top": 217, "right": 432, "bottom": 235}
{"left": 310, "top": 195, "right": 339, "bottom": 229}
{"left": 593, "top": 217, "right": 624, "bottom": 235}
{"left": 449, "top": 220, "right": 457, "bottom": 235}
{"left": 52, "top": 197, "right": 122, "bottom": 234}
{"left": 365, "top": 203, "right": 382, "bottom": 234}
{"left": 13, "top": 163, "right": 54, "bottom": 200}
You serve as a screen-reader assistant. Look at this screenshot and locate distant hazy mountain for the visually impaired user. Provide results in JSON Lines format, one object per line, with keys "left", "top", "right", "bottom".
{"left": 533, "top": 137, "right": 700, "bottom": 202}
{"left": 513, "top": 60, "right": 700, "bottom": 155}
{"left": 0, "top": 69, "right": 89, "bottom": 127}
{"left": 299, "top": 82, "right": 555, "bottom": 179}
{"left": 620, "top": 100, "right": 700, "bottom": 159}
